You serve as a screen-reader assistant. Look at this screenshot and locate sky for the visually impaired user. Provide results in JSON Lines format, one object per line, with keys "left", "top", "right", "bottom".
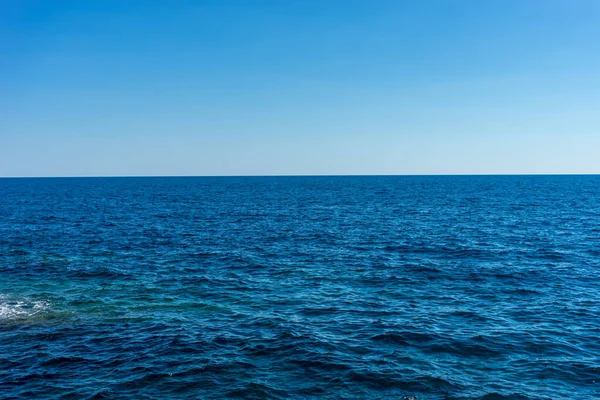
{"left": 1, "top": 0, "right": 599, "bottom": 176}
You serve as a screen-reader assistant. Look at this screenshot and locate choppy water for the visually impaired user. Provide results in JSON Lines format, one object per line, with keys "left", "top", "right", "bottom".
{"left": 1, "top": 176, "right": 599, "bottom": 399}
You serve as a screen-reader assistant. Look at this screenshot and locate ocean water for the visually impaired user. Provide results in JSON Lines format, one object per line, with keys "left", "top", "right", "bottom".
{"left": 1, "top": 175, "right": 599, "bottom": 400}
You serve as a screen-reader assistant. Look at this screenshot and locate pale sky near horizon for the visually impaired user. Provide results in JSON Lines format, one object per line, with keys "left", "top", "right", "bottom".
{"left": 1, "top": 0, "right": 599, "bottom": 177}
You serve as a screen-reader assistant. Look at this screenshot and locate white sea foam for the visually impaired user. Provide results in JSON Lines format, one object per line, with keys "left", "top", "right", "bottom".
{"left": 0, "top": 294, "right": 50, "bottom": 321}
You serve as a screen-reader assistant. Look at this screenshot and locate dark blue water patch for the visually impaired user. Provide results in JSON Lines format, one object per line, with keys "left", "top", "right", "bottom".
{"left": 1, "top": 175, "right": 600, "bottom": 399}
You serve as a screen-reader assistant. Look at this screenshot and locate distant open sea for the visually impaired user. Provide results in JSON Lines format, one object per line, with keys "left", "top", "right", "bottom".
{"left": 1, "top": 176, "right": 599, "bottom": 399}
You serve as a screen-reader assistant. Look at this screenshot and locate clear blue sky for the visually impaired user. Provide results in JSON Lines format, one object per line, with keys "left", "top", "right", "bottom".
{"left": 1, "top": 0, "right": 599, "bottom": 176}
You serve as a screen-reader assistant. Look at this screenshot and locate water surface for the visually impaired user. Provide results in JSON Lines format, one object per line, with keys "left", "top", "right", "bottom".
{"left": 1, "top": 176, "right": 599, "bottom": 399}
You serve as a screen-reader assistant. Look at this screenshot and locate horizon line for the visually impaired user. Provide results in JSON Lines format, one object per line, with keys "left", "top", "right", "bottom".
{"left": 1, "top": 173, "right": 599, "bottom": 179}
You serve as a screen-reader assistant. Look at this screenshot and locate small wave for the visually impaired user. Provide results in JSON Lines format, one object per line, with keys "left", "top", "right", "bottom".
{"left": 405, "top": 264, "right": 442, "bottom": 274}
{"left": 427, "top": 340, "right": 501, "bottom": 358}
{"left": 67, "top": 266, "right": 131, "bottom": 280}
{"left": 39, "top": 356, "right": 92, "bottom": 367}
{"left": 226, "top": 381, "right": 287, "bottom": 399}
{"left": 371, "top": 333, "right": 411, "bottom": 346}
{"left": 371, "top": 331, "right": 435, "bottom": 345}
{"left": 503, "top": 288, "right": 541, "bottom": 295}
{"left": 479, "top": 392, "right": 532, "bottom": 400}
{"left": 0, "top": 294, "right": 50, "bottom": 322}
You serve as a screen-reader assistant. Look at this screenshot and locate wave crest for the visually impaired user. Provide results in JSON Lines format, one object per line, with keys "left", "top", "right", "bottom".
{"left": 0, "top": 294, "right": 50, "bottom": 322}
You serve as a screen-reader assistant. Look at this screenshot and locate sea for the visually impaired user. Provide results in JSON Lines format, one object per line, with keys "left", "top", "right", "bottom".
{"left": 0, "top": 175, "right": 599, "bottom": 399}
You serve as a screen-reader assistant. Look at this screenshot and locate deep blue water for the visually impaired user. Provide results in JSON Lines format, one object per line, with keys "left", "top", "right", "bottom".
{"left": 1, "top": 176, "right": 599, "bottom": 399}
